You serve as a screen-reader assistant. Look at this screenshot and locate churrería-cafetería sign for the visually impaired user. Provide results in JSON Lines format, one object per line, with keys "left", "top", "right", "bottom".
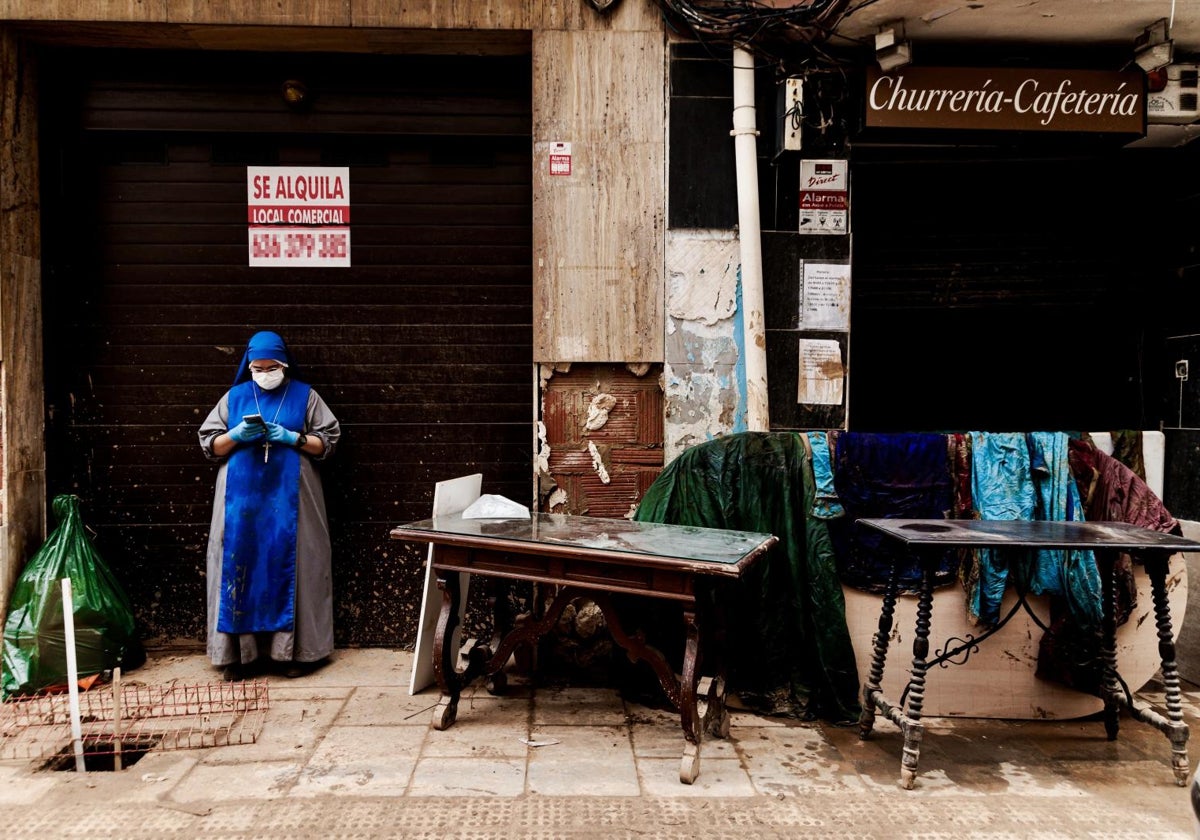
{"left": 865, "top": 66, "right": 1145, "bottom": 134}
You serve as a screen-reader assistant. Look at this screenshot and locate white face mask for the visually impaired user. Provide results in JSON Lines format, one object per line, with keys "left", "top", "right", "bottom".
{"left": 252, "top": 368, "right": 286, "bottom": 390}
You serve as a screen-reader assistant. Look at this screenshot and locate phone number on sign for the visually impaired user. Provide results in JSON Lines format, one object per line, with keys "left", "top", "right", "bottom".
{"left": 249, "top": 229, "right": 350, "bottom": 266}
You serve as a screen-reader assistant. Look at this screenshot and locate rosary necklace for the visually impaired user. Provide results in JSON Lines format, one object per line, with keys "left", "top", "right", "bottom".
{"left": 252, "top": 380, "right": 291, "bottom": 463}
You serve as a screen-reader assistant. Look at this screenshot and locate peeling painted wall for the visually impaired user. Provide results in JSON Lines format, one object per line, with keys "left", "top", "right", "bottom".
{"left": 538, "top": 363, "right": 663, "bottom": 518}
{"left": 663, "top": 231, "right": 746, "bottom": 463}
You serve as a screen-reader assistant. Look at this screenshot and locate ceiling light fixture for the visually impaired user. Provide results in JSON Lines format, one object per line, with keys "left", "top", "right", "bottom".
{"left": 1134, "top": 18, "right": 1174, "bottom": 73}
{"left": 875, "top": 25, "right": 912, "bottom": 73}
{"left": 280, "top": 79, "right": 310, "bottom": 110}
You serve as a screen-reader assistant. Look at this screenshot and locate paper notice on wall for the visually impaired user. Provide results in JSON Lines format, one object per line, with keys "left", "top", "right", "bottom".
{"left": 799, "top": 261, "right": 850, "bottom": 330}
{"left": 797, "top": 338, "right": 844, "bottom": 405}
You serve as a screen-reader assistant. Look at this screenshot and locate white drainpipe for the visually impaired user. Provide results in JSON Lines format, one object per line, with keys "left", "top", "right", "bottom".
{"left": 732, "top": 45, "right": 770, "bottom": 431}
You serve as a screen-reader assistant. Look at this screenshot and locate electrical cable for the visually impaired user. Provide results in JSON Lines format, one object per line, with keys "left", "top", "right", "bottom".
{"left": 650, "top": 0, "right": 853, "bottom": 59}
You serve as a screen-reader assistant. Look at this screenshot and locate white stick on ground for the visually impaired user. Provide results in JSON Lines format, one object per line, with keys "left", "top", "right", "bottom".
{"left": 112, "top": 667, "right": 123, "bottom": 771}
{"left": 61, "top": 578, "right": 86, "bottom": 772}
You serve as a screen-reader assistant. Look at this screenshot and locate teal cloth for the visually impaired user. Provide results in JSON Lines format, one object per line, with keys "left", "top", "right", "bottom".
{"left": 967, "top": 431, "right": 1102, "bottom": 630}
{"left": 634, "top": 432, "right": 861, "bottom": 723}
{"left": 1026, "top": 431, "right": 1101, "bottom": 628}
{"left": 806, "top": 432, "right": 845, "bottom": 520}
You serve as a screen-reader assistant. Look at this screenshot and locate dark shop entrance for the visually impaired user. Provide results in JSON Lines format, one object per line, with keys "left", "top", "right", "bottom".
{"left": 38, "top": 47, "right": 534, "bottom": 648}
{"left": 847, "top": 143, "right": 1188, "bottom": 434}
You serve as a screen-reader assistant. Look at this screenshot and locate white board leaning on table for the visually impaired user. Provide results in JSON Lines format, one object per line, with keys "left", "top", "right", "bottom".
{"left": 408, "top": 474, "right": 481, "bottom": 695}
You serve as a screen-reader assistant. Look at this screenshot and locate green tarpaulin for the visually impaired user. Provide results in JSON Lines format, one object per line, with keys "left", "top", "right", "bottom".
{"left": 634, "top": 432, "right": 861, "bottom": 723}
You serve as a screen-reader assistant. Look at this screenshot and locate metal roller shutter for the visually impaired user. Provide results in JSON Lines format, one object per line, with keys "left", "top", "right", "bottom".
{"left": 39, "top": 48, "right": 533, "bottom": 646}
{"left": 847, "top": 148, "right": 1168, "bottom": 433}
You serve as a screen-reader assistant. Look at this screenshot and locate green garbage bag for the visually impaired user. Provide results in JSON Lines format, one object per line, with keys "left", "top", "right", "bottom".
{"left": 1, "top": 494, "right": 144, "bottom": 698}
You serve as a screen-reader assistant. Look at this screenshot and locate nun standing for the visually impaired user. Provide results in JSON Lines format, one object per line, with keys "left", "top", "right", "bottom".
{"left": 198, "top": 330, "right": 341, "bottom": 680}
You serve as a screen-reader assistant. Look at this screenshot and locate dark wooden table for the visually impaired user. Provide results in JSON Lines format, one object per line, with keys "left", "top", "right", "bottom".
{"left": 389, "top": 511, "right": 777, "bottom": 784}
{"left": 856, "top": 517, "right": 1200, "bottom": 789}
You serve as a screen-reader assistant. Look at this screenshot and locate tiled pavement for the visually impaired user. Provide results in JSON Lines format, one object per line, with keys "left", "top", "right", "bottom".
{"left": 0, "top": 646, "right": 1196, "bottom": 838}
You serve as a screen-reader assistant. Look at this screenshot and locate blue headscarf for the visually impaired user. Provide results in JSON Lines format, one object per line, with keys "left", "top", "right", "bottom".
{"left": 232, "top": 331, "right": 296, "bottom": 385}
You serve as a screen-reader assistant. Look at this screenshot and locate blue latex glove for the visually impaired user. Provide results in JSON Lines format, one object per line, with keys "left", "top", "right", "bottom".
{"left": 227, "top": 419, "right": 265, "bottom": 443}
{"left": 264, "top": 422, "right": 300, "bottom": 446}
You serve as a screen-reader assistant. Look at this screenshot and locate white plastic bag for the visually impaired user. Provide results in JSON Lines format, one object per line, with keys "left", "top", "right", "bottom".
{"left": 461, "top": 494, "right": 531, "bottom": 520}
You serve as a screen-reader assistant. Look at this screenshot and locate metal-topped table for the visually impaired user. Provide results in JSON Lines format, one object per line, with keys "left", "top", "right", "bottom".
{"left": 856, "top": 517, "right": 1200, "bottom": 789}
{"left": 390, "top": 511, "right": 778, "bottom": 784}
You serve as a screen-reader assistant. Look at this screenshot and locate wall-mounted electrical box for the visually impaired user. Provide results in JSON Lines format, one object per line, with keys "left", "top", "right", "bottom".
{"left": 1163, "top": 335, "right": 1200, "bottom": 519}
{"left": 774, "top": 77, "right": 803, "bottom": 157}
{"left": 1148, "top": 64, "right": 1200, "bottom": 124}
{"left": 1165, "top": 334, "right": 1200, "bottom": 429}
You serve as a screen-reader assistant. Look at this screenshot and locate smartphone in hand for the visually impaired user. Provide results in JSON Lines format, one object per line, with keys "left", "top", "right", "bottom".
{"left": 243, "top": 413, "right": 264, "bottom": 427}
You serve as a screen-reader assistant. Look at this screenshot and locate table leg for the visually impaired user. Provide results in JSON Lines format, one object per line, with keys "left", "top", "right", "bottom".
{"left": 860, "top": 555, "right": 902, "bottom": 739}
{"left": 1140, "top": 552, "right": 1190, "bottom": 785}
{"left": 588, "top": 592, "right": 722, "bottom": 784}
{"left": 431, "top": 569, "right": 489, "bottom": 730}
{"left": 897, "top": 562, "right": 935, "bottom": 790}
{"left": 1097, "top": 550, "right": 1122, "bottom": 742}
{"left": 485, "top": 578, "right": 517, "bottom": 695}
{"left": 678, "top": 608, "right": 702, "bottom": 784}
{"left": 430, "top": 580, "right": 582, "bottom": 731}
{"left": 1094, "top": 549, "right": 1190, "bottom": 786}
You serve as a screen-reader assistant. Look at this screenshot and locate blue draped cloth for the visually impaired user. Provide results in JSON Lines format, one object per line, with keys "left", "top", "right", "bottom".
{"left": 827, "top": 432, "right": 959, "bottom": 594}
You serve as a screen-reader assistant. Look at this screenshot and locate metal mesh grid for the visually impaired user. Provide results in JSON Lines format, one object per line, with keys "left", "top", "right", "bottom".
{"left": 0, "top": 679, "right": 269, "bottom": 761}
